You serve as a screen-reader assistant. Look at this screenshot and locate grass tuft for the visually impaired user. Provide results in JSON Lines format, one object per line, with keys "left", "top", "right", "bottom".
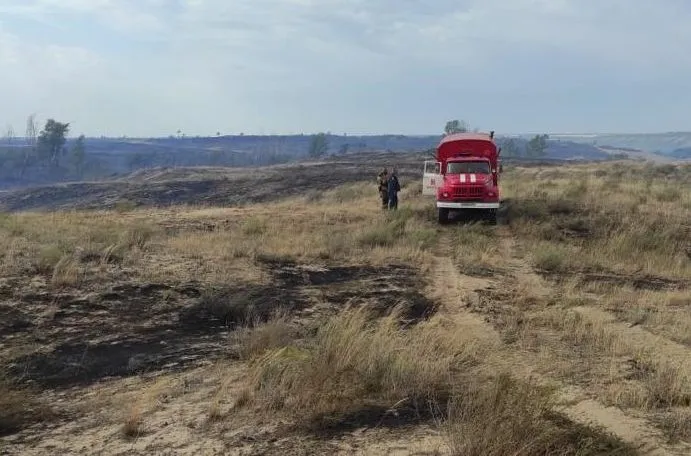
{"left": 0, "top": 375, "right": 54, "bottom": 436}
{"left": 246, "top": 305, "right": 481, "bottom": 429}
{"left": 232, "top": 312, "right": 296, "bottom": 360}
{"left": 444, "top": 373, "right": 635, "bottom": 456}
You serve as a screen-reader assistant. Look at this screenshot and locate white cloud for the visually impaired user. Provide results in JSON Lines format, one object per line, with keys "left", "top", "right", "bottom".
{"left": 1, "top": 0, "right": 691, "bottom": 135}
{"left": 0, "top": 0, "right": 166, "bottom": 36}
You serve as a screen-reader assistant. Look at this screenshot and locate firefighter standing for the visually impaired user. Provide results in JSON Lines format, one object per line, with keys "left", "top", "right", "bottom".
{"left": 387, "top": 168, "right": 401, "bottom": 210}
{"left": 377, "top": 168, "right": 389, "bottom": 209}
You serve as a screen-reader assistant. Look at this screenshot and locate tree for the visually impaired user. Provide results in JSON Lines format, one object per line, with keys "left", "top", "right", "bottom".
{"left": 2, "top": 125, "right": 16, "bottom": 175}
{"left": 37, "top": 118, "right": 70, "bottom": 168}
{"left": 25, "top": 114, "right": 38, "bottom": 148}
{"left": 525, "top": 134, "right": 549, "bottom": 158}
{"left": 308, "top": 132, "right": 329, "bottom": 158}
{"left": 501, "top": 138, "right": 521, "bottom": 158}
{"left": 71, "top": 134, "right": 86, "bottom": 178}
{"left": 338, "top": 143, "right": 350, "bottom": 155}
{"left": 4, "top": 124, "right": 14, "bottom": 145}
{"left": 444, "top": 119, "right": 469, "bottom": 135}
{"left": 22, "top": 114, "right": 39, "bottom": 176}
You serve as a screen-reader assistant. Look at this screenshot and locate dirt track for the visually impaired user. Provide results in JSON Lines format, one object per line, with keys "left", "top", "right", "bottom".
{"left": 430, "top": 227, "right": 690, "bottom": 455}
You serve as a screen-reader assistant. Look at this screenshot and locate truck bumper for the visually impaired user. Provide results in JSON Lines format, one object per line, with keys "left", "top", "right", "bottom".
{"left": 437, "top": 202, "right": 500, "bottom": 209}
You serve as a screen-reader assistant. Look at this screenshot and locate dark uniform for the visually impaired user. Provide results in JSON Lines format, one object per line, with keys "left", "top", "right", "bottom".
{"left": 387, "top": 170, "right": 401, "bottom": 210}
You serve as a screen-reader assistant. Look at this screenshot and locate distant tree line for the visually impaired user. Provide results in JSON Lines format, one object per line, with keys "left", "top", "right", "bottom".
{"left": 306, "top": 132, "right": 356, "bottom": 157}
{"left": 500, "top": 134, "right": 549, "bottom": 158}
{"left": 0, "top": 113, "right": 558, "bottom": 190}
{"left": 0, "top": 115, "right": 88, "bottom": 185}
{"left": 443, "top": 118, "right": 550, "bottom": 158}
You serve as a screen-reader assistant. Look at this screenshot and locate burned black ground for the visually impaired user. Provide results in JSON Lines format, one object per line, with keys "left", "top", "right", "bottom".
{"left": 0, "top": 152, "right": 427, "bottom": 212}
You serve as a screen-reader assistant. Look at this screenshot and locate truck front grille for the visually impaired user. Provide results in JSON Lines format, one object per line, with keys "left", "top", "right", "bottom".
{"left": 452, "top": 186, "right": 484, "bottom": 198}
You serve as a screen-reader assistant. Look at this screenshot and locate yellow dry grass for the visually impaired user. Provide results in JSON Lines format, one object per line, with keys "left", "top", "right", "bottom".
{"left": 243, "top": 305, "right": 484, "bottom": 427}
{"left": 0, "top": 160, "right": 688, "bottom": 451}
{"left": 503, "top": 162, "right": 690, "bottom": 278}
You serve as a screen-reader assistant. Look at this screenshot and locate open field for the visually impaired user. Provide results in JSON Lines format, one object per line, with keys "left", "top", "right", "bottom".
{"left": 1, "top": 157, "right": 690, "bottom": 455}
{"left": 0, "top": 152, "right": 427, "bottom": 212}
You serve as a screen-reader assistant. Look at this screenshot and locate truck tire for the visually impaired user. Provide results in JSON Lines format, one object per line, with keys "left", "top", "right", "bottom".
{"left": 487, "top": 209, "right": 497, "bottom": 225}
{"left": 438, "top": 207, "right": 449, "bottom": 224}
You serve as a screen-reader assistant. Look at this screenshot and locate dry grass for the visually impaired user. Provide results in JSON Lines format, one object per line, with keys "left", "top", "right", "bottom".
{"left": 1, "top": 161, "right": 688, "bottom": 451}
{"left": 444, "top": 373, "right": 635, "bottom": 456}
{"left": 121, "top": 403, "right": 144, "bottom": 438}
{"left": 244, "top": 305, "right": 483, "bottom": 428}
{"left": 540, "top": 309, "right": 625, "bottom": 357}
{"left": 0, "top": 184, "right": 435, "bottom": 288}
{"left": 237, "top": 306, "right": 634, "bottom": 453}
{"left": 524, "top": 304, "right": 691, "bottom": 412}
{"left": 452, "top": 222, "right": 505, "bottom": 275}
{"left": 504, "top": 162, "right": 691, "bottom": 278}
{"left": 50, "top": 254, "right": 83, "bottom": 287}
{"left": 491, "top": 162, "right": 691, "bottom": 446}
{"left": 659, "top": 408, "right": 691, "bottom": 443}
{"left": 231, "top": 310, "right": 296, "bottom": 360}
{"left": 0, "top": 210, "right": 161, "bottom": 283}
{"left": 118, "top": 376, "right": 181, "bottom": 440}
{"left": 0, "top": 374, "right": 53, "bottom": 436}
{"left": 605, "top": 289, "right": 691, "bottom": 346}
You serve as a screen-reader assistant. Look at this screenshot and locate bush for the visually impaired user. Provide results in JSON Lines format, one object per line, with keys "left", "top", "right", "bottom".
{"left": 533, "top": 244, "right": 568, "bottom": 272}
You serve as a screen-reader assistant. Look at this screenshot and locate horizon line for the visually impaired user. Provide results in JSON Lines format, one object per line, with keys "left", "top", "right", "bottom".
{"left": 3, "top": 131, "right": 691, "bottom": 141}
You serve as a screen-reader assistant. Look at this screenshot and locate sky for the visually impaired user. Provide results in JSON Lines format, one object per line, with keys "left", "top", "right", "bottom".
{"left": 0, "top": 0, "right": 690, "bottom": 137}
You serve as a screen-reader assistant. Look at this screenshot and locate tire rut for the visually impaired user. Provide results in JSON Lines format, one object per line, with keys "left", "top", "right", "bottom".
{"left": 428, "top": 233, "right": 501, "bottom": 347}
{"left": 429, "top": 225, "right": 689, "bottom": 455}
{"left": 571, "top": 306, "right": 691, "bottom": 367}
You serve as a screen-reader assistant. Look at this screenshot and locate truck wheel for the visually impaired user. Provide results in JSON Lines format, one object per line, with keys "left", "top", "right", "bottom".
{"left": 487, "top": 209, "right": 497, "bottom": 225}
{"left": 438, "top": 208, "right": 449, "bottom": 224}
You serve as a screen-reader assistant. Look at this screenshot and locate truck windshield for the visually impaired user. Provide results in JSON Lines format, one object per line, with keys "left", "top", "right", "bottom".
{"left": 447, "top": 161, "right": 490, "bottom": 174}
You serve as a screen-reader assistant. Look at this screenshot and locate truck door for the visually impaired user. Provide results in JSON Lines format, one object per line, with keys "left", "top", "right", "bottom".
{"left": 422, "top": 160, "right": 441, "bottom": 196}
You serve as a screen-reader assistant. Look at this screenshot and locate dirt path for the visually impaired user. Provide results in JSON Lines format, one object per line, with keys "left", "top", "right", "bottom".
{"left": 499, "top": 228, "right": 691, "bottom": 455}
{"left": 427, "top": 224, "right": 690, "bottom": 455}
{"left": 571, "top": 306, "right": 691, "bottom": 366}
{"left": 427, "top": 234, "right": 501, "bottom": 346}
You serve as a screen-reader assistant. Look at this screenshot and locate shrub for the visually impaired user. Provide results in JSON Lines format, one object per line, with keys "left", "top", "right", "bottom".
{"left": 533, "top": 244, "right": 568, "bottom": 272}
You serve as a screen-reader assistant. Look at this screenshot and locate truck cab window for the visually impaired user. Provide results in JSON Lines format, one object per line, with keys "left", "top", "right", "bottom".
{"left": 447, "top": 162, "right": 490, "bottom": 174}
